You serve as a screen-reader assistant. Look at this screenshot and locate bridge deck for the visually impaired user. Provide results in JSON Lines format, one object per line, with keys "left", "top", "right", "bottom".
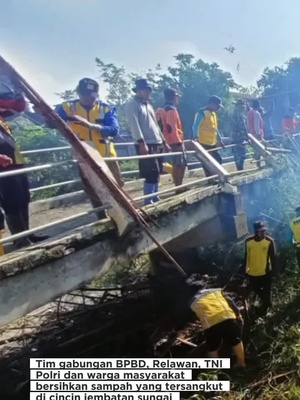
{"left": 2, "top": 159, "right": 258, "bottom": 242}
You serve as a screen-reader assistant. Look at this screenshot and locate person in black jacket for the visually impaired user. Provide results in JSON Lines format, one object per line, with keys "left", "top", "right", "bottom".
{"left": 0, "top": 84, "right": 48, "bottom": 248}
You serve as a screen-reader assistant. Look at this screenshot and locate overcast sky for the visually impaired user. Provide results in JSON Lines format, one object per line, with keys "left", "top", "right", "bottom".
{"left": 1, "top": 0, "right": 299, "bottom": 105}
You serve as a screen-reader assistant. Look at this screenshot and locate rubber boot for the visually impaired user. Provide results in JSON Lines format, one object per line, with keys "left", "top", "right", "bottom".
{"left": 5, "top": 214, "right": 32, "bottom": 249}
{"left": 22, "top": 207, "right": 49, "bottom": 243}
{"left": 143, "top": 182, "right": 156, "bottom": 205}
{"left": 232, "top": 342, "right": 246, "bottom": 368}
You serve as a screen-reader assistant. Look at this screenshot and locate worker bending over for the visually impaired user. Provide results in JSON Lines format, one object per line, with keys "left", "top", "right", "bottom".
{"left": 156, "top": 89, "right": 187, "bottom": 192}
{"left": 126, "top": 79, "right": 170, "bottom": 205}
{"left": 0, "top": 87, "right": 48, "bottom": 247}
{"left": 244, "top": 221, "right": 276, "bottom": 315}
{"left": 192, "top": 96, "right": 224, "bottom": 177}
{"left": 290, "top": 206, "right": 300, "bottom": 269}
{"left": 190, "top": 288, "right": 245, "bottom": 368}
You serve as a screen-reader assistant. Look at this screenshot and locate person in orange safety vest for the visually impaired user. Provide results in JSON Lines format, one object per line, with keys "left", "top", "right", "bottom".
{"left": 156, "top": 89, "right": 187, "bottom": 192}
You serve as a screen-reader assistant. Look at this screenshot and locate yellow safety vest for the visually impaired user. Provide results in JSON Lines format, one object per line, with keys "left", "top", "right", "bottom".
{"left": 196, "top": 110, "right": 218, "bottom": 146}
{"left": 62, "top": 101, "right": 117, "bottom": 157}
{"left": 190, "top": 289, "right": 236, "bottom": 330}
{"left": 0, "top": 119, "right": 24, "bottom": 165}
{"left": 290, "top": 217, "right": 300, "bottom": 247}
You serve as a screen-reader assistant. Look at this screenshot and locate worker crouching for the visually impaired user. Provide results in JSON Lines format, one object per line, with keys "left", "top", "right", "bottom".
{"left": 190, "top": 288, "right": 246, "bottom": 368}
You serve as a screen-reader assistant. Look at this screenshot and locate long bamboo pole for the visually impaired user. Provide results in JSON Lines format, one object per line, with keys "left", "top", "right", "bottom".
{"left": 0, "top": 56, "right": 187, "bottom": 278}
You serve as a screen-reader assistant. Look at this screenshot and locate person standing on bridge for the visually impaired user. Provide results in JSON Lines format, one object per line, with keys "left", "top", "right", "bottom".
{"left": 54, "top": 78, "right": 124, "bottom": 189}
{"left": 190, "top": 288, "right": 246, "bottom": 368}
{"left": 192, "top": 96, "right": 224, "bottom": 177}
{"left": 0, "top": 85, "right": 49, "bottom": 248}
{"left": 231, "top": 99, "right": 249, "bottom": 171}
{"left": 126, "top": 79, "right": 170, "bottom": 205}
{"left": 247, "top": 100, "right": 264, "bottom": 167}
{"left": 156, "top": 89, "right": 187, "bottom": 193}
{"left": 243, "top": 221, "right": 276, "bottom": 316}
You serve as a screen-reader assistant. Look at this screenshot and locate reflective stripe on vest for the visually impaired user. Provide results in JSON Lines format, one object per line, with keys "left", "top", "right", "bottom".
{"left": 64, "top": 101, "right": 108, "bottom": 142}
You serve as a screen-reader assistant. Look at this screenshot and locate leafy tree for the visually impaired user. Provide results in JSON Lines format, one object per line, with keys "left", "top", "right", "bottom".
{"left": 95, "top": 58, "right": 133, "bottom": 130}
{"left": 55, "top": 89, "right": 77, "bottom": 101}
{"left": 11, "top": 117, "right": 79, "bottom": 199}
{"left": 257, "top": 58, "right": 300, "bottom": 131}
{"left": 152, "top": 54, "right": 237, "bottom": 137}
{"left": 95, "top": 54, "right": 238, "bottom": 138}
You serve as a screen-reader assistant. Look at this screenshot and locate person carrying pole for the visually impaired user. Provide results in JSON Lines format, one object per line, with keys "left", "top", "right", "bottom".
{"left": 192, "top": 96, "right": 224, "bottom": 177}
{"left": 290, "top": 206, "right": 300, "bottom": 270}
{"left": 231, "top": 99, "right": 248, "bottom": 171}
{"left": 54, "top": 78, "right": 124, "bottom": 190}
{"left": 156, "top": 88, "right": 187, "bottom": 193}
{"left": 243, "top": 221, "right": 276, "bottom": 316}
{"left": 190, "top": 288, "right": 246, "bottom": 368}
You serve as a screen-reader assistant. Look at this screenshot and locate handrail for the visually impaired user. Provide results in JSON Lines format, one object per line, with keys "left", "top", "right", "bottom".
{"left": 30, "top": 179, "right": 81, "bottom": 193}
{"left": 134, "top": 175, "right": 219, "bottom": 202}
{"left": 0, "top": 160, "right": 76, "bottom": 179}
{"left": 0, "top": 205, "right": 110, "bottom": 245}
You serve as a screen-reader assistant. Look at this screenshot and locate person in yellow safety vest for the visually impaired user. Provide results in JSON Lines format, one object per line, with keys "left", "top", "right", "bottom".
{"left": 55, "top": 78, "right": 124, "bottom": 189}
{"left": 192, "top": 96, "right": 224, "bottom": 177}
{"left": 290, "top": 206, "right": 300, "bottom": 269}
{"left": 244, "top": 221, "right": 276, "bottom": 316}
{"left": 190, "top": 288, "right": 245, "bottom": 368}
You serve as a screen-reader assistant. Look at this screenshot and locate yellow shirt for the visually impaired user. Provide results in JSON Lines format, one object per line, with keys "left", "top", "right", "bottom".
{"left": 193, "top": 109, "right": 218, "bottom": 146}
{"left": 190, "top": 289, "right": 236, "bottom": 330}
{"left": 290, "top": 217, "right": 300, "bottom": 247}
{"left": 245, "top": 236, "right": 275, "bottom": 277}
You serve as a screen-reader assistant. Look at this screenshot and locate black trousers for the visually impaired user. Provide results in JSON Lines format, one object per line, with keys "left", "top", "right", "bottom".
{"left": 0, "top": 169, "right": 30, "bottom": 215}
{"left": 134, "top": 144, "right": 163, "bottom": 184}
{"left": 247, "top": 273, "right": 272, "bottom": 313}
{"left": 204, "top": 319, "right": 242, "bottom": 352}
{"left": 201, "top": 144, "right": 222, "bottom": 177}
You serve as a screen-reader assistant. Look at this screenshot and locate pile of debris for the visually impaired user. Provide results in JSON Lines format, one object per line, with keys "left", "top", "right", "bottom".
{"left": 0, "top": 271, "right": 248, "bottom": 398}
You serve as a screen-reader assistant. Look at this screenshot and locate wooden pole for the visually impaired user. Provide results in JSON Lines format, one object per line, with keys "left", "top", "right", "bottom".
{"left": 0, "top": 56, "right": 187, "bottom": 278}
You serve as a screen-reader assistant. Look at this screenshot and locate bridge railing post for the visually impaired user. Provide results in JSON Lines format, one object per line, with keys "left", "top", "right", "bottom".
{"left": 247, "top": 134, "right": 274, "bottom": 167}
{"left": 185, "top": 140, "right": 230, "bottom": 183}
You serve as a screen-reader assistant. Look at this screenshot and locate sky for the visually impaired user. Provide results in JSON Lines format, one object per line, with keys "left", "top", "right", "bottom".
{"left": 1, "top": 0, "right": 300, "bottom": 105}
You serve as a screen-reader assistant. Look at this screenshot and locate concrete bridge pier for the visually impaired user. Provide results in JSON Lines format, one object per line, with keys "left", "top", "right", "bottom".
{"left": 149, "top": 184, "right": 248, "bottom": 275}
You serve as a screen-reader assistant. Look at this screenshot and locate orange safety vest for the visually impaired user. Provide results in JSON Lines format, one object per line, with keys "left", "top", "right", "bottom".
{"left": 156, "top": 105, "right": 184, "bottom": 145}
